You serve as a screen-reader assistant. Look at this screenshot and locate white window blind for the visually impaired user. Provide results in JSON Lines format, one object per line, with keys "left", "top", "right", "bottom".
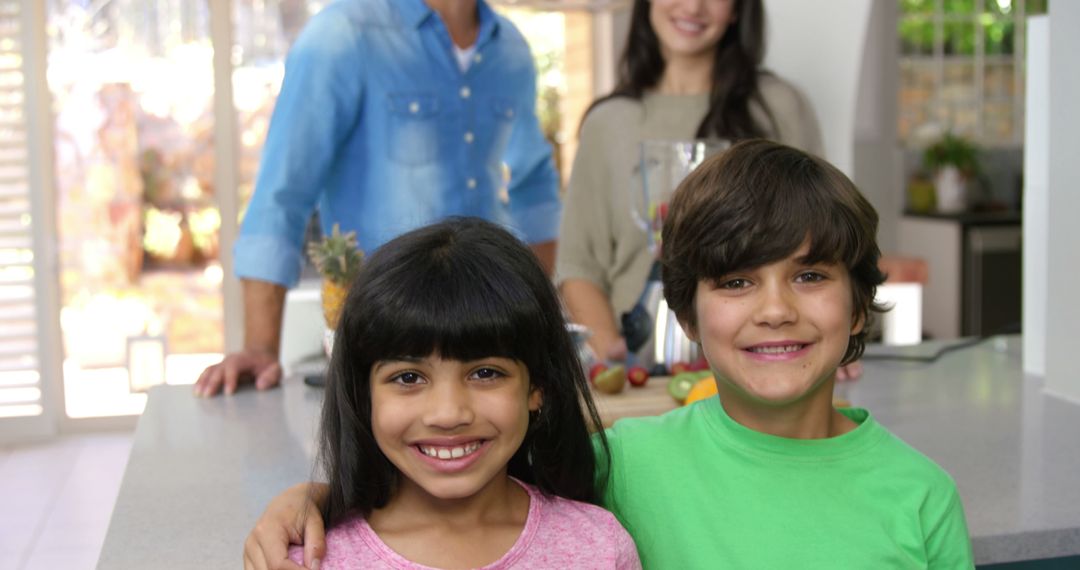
{"left": 0, "top": 0, "right": 42, "bottom": 419}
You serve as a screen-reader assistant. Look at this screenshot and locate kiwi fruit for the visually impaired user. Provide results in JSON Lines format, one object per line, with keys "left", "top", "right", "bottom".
{"left": 667, "top": 370, "right": 712, "bottom": 403}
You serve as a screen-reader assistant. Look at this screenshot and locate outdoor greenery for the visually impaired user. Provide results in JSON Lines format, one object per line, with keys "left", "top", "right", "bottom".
{"left": 898, "top": 0, "right": 1048, "bottom": 55}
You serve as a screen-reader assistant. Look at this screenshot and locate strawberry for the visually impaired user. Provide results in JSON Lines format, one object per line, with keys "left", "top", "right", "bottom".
{"left": 627, "top": 365, "right": 649, "bottom": 387}
{"left": 688, "top": 356, "right": 710, "bottom": 372}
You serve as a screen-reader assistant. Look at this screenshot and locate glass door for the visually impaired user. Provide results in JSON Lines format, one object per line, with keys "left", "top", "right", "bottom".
{"left": 47, "top": 0, "right": 223, "bottom": 420}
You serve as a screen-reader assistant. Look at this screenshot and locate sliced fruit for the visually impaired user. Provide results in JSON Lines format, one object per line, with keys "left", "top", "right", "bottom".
{"left": 593, "top": 364, "right": 627, "bottom": 394}
{"left": 665, "top": 369, "right": 708, "bottom": 405}
{"left": 588, "top": 363, "right": 608, "bottom": 383}
{"left": 627, "top": 365, "right": 649, "bottom": 387}
{"left": 683, "top": 376, "right": 717, "bottom": 406}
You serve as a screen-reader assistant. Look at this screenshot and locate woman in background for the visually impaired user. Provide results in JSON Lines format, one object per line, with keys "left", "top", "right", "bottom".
{"left": 556, "top": 0, "right": 824, "bottom": 364}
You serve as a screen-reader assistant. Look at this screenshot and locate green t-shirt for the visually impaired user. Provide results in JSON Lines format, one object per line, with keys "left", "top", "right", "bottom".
{"left": 598, "top": 398, "right": 974, "bottom": 569}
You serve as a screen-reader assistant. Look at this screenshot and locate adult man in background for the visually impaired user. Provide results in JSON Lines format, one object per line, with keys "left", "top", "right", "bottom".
{"left": 194, "top": 0, "right": 559, "bottom": 397}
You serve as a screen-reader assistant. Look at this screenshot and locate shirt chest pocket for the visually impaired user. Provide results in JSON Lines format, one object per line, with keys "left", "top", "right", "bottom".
{"left": 488, "top": 97, "right": 516, "bottom": 154}
{"left": 386, "top": 93, "right": 441, "bottom": 165}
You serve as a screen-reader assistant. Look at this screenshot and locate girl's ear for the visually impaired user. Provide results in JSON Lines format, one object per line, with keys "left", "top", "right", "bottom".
{"left": 528, "top": 387, "right": 543, "bottom": 412}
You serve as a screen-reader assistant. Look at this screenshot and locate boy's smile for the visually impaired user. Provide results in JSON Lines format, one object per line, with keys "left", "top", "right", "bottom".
{"left": 683, "top": 242, "right": 863, "bottom": 435}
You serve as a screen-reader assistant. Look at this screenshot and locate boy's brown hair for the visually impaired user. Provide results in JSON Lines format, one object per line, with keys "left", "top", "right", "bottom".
{"left": 660, "top": 139, "right": 887, "bottom": 365}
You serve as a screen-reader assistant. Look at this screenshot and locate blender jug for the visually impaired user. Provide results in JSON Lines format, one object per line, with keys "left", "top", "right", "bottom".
{"left": 624, "top": 139, "right": 728, "bottom": 372}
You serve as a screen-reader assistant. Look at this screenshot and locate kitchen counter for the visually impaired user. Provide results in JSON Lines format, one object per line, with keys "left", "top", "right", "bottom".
{"left": 98, "top": 336, "right": 1080, "bottom": 568}
{"left": 903, "top": 209, "right": 1022, "bottom": 226}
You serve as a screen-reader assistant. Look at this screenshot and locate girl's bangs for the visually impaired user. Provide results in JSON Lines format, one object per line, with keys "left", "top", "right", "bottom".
{"left": 358, "top": 258, "right": 544, "bottom": 365}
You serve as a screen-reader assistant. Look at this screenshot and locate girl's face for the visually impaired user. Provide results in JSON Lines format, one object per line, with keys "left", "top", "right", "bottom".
{"left": 649, "top": 0, "right": 737, "bottom": 66}
{"left": 683, "top": 241, "right": 863, "bottom": 414}
{"left": 369, "top": 354, "right": 541, "bottom": 502}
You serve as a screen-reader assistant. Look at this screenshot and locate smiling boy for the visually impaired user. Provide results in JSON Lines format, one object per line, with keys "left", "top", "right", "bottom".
{"left": 243, "top": 140, "right": 975, "bottom": 570}
{"left": 599, "top": 139, "right": 974, "bottom": 568}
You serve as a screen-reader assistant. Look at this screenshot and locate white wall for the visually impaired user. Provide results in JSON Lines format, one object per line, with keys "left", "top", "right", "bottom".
{"left": 1041, "top": 3, "right": 1080, "bottom": 403}
{"left": 764, "top": 0, "right": 898, "bottom": 251}
{"left": 852, "top": 0, "right": 901, "bottom": 253}
{"left": 763, "top": 0, "right": 872, "bottom": 178}
{"left": 1023, "top": 16, "right": 1048, "bottom": 376}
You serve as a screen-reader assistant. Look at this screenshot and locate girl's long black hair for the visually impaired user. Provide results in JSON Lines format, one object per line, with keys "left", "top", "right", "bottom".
{"left": 314, "top": 218, "right": 611, "bottom": 527}
{"left": 587, "top": 0, "right": 776, "bottom": 140}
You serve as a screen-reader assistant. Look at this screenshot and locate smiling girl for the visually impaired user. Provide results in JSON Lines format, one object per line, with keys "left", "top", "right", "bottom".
{"left": 248, "top": 142, "right": 974, "bottom": 569}
{"left": 275, "top": 218, "right": 639, "bottom": 570}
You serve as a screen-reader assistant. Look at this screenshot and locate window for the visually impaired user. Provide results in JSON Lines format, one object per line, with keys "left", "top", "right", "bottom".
{"left": 898, "top": 0, "right": 1049, "bottom": 146}
{"left": 0, "top": 0, "right": 43, "bottom": 421}
{"left": 495, "top": 3, "right": 609, "bottom": 189}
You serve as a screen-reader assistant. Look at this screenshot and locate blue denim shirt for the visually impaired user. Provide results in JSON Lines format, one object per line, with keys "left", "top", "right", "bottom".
{"left": 235, "top": 0, "right": 560, "bottom": 287}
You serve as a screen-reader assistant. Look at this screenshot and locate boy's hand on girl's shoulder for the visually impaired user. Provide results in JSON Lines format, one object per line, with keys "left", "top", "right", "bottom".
{"left": 835, "top": 360, "right": 863, "bottom": 382}
{"left": 244, "top": 482, "right": 328, "bottom": 570}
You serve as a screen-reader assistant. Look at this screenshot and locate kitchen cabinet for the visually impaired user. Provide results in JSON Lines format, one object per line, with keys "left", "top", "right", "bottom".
{"left": 898, "top": 212, "right": 1022, "bottom": 339}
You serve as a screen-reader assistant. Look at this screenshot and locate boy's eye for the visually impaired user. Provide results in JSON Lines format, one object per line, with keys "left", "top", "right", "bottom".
{"left": 718, "top": 278, "right": 750, "bottom": 290}
{"left": 796, "top": 271, "right": 827, "bottom": 283}
{"left": 391, "top": 371, "right": 425, "bottom": 386}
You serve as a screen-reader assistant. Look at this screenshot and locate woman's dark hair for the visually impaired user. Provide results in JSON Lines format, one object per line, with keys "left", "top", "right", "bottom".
{"left": 660, "top": 139, "right": 887, "bottom": 365}
{"left": 585, "top": 0, "right": 775, "bottom": 140}
{"left": 314, "top": 218, "right": 610, "bottom": 527}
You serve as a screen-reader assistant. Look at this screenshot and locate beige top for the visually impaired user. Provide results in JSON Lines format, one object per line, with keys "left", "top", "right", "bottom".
{"left": 556, "top": 74, "right": 824, "bottom": 317}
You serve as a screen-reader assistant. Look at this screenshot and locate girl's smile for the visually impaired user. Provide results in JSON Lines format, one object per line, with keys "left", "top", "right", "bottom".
{"left": 411, "top": 439, "right": 490, "bottom": 474}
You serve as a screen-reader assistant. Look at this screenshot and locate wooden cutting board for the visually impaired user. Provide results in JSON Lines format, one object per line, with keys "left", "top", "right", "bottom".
{"left": 590, "top": 376, "right": 679, "bottom": 428}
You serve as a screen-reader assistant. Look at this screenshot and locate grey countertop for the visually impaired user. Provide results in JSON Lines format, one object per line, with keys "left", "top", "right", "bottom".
{"left": 98, "top": 336, "right": 1080, "bottom": 568}
{"left": 902, "top": 210, "right": 1022, "bottom": 226}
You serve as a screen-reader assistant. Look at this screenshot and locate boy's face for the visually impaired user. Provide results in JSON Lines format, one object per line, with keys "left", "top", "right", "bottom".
{"left": 682, "top": 241, "right": 863, "bottom": 412}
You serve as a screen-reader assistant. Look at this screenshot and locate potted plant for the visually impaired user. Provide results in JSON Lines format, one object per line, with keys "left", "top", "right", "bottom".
{"left": 306, "top": 224, "right": 364, "bottom": 356}
{"left": 922, "top": 132, "right": 981, "bottom": 213}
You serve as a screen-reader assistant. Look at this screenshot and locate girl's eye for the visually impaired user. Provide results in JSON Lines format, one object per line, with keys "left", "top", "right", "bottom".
{"left": 796, "top": 271, "right": 826, "bottom": 283}
{"left": 391, "top": 371, "right": 425, "bottom": 386}
{"left": 470, "top": 367, "right": 505, "bottom": 382}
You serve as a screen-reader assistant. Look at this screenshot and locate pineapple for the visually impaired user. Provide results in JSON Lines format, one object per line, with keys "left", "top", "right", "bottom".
{"left": 306, "top": 224, "right": 364, "bottom": 330}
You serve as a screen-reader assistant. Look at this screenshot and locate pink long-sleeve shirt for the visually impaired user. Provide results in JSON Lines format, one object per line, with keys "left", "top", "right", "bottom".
{"left": 288, "top": 480, "right": 640, "bottom": 569}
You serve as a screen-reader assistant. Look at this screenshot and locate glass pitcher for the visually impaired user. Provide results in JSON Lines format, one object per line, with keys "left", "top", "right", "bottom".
{"left": 624, "top": 139, "right": 729, "bottom": 372}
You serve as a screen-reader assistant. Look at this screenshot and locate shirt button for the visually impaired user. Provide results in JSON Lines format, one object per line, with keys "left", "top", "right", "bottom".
{"left": 408, "top": 101, "right": 420, "bottom": 114}
{"left": 473, "top": 53, "right": 483, "bottom": 64}
{"left": 463, "top": 131, "right": 474, "bottom": 143}
{"left": 460, "top": 86, "right": 471, "bottom": 99}
{"left": 467, "top": 178, "right": 477, "bottom": 189}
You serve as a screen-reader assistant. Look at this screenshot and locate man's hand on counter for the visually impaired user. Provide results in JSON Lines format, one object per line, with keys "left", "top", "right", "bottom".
{"left": 196, "top": 278, "right": 287, "bottom": 397}
{"left": 193, "top": 349, "right": 282, "bottom": 397}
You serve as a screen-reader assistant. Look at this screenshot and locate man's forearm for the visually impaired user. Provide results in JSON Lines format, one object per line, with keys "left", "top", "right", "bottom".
{"left": 242, "top": 278, "right": 287, "bottom": 356}
{"left": 529, "top": 240, "right": 556, "bottom": 277}
{"left": 559, "top": 278, "right": 621, "bottom": 356}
